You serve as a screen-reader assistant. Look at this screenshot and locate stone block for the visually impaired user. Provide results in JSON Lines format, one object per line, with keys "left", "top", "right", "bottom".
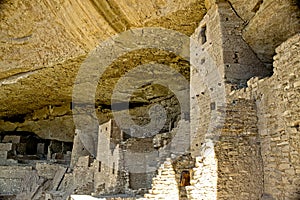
{"left": 37, "top": 143, "right": 45, "bottom": 154}
{"left": 0, "top": 143, "right": 12, "bottom": 151}
{"left": 0, "top": 166, "right": 33, "bottom": 179}
{"left": 278, "top": 163, "right": 291, "bottom": 170}
{"left": 76, "top": 156, "right": 90, "bottom": 168}
{"left": 52, "top": 166, "right": 67, "bottom": 190}
{"left": 293, "top": 80, "right": 300, "bottom": 88}
{"left": 0, "top": 178, "right": 23, "bottom": 194}
{"left": 2, "top": 135, "right": 21, "bottom": 143}
{"left": 36, "top": 163, "right": 60, "bottom": 179}
{"left": 0, "top": 151, "right": 7, "bottom": 159}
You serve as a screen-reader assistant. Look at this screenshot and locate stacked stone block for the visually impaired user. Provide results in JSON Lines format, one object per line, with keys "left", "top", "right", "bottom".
{"left": 0, "top": 143, "right": 12, "bottom": 160}
{"left": 255, "top": 34, "right": 300, "bottom": 199}
{"left": 143, "top": 158, "right": 179, "bottom": 200}
{"left": 0, "top": 143, "right": 17, "bottom": 165}
{"left": 229, "top": 33, "right": 300, "bottom": 199}
{"left": 0, "top": 165, "right": 34, "bottom": 195}
{"left": 189, "top": 1, "right": 265, "bottom": 199}
{"left": 186, "top": 141, "right": 217, "bottom": 200}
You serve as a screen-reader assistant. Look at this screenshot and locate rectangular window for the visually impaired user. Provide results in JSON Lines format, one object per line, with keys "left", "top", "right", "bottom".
{"left": 200, "top": 25, "right": 207, "bottom": 44}
{"left": 112, "top": 162, "right": 115, "bottom": 174}
{"left": 98, "top": 161, "right": 101, "bottom": 172}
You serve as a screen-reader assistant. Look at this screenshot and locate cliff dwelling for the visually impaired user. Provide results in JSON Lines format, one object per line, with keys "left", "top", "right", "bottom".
{"left": 0, "top": 0, "right": 299, "bottom": 200}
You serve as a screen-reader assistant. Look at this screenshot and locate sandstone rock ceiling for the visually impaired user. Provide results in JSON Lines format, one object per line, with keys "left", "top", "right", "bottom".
{"left": 0, "top": 0, "right": 206, "bottom": 119}
{"left": 0, "top": 0, "right": 299, "bottom": 120}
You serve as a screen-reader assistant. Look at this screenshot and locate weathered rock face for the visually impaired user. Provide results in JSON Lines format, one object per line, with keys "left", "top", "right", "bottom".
{"left": 0, "top": 0, "right": 205, "bottom": 120}
{"left": 242, "top": 0, "right": 300, "bottom": 65}
{"left": 207, "top": 0, "right": 300, "bottom": 66}
{"left": 0, "top": 0, "right": 206, "bottom": 141}
{"left": 1, "top": 0, "right": 298, "bottom": 140}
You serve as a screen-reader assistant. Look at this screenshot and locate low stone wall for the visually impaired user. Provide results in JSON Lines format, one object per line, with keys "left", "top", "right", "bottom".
{"left": 0, "top": 165, "right": 35, "bottom": 194}
{"left": 142, "top": 158, "right": 179, "bottom": 200}
{"left": 186, "top": 140, "right": 217, "bottom": 200}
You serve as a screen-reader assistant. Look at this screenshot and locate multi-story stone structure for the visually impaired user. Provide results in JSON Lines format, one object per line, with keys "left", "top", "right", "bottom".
{"left": 0, "top": 0, "right": 299, "bottom": 200}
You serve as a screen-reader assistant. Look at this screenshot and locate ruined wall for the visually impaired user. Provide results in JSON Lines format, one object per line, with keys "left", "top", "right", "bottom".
{"left": 124, "top": 137, "right": 156, "bottom": 191}
{"left": 189, "top": 2, "right": 266, "bottom": 199}
{"left": 215, "top": 98, "right": 263, "bottom": 199}
{"left": 188, "top": 99, "right": 264, "bottom": 199}
{"left": 217, "top": 2, "right": 270, "bottom": 83}
{"left": 0, "top": 165, "right": 36, "bottom": 195}
{"left": 191, "top": 2, "right": 299, "bottom": 199}
{"left": 229, "top": 33, "right": 300, "bottom": 199}
{"left": 70, "top": 130, "right": 90, "bottom": 167}
{"left": 95, "top": 120, "right": 124, "bottom": 194}
{"left": 186, "top": 141, "right": 218, "bottom": 200}
{"left": 256, "top": 34, "right": 300, "bottom": 200}
{"left": 190, "top": 2, "right": 223, "bottom": 157}
{"left": 130, "top": 93, "right": 181, "bottom": 134}
{"left": 142, "top": 158, "right": 179, "bottom": 200}
{"left": 190, "top": 1, "right": 269, "bottom": 157}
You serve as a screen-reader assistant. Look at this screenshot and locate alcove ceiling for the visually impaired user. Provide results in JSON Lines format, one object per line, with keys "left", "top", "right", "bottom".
{"left": 0, "top": 0, "right": 299, "bottom": 118}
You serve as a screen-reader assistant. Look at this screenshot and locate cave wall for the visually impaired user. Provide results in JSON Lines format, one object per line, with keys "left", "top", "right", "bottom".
{"left": 242, "top": 0, "right": 300, "bottom": 65}
{"left": 207, "top": 0, "right": 300, "bottom": 66}
{"left": 0, "top": 0, "right": 205, "bottom": 120}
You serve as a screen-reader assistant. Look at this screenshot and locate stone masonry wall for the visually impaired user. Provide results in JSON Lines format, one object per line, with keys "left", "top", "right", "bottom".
{"left": 187, "top": 99, "right": 263, "bottom": 200}
{"left": 124, "top": 137, "right": 156, "bottom": 191}
{"left": 95, "top": 120, "right": 124, "bottom": 194}
{"left": 230, "top": 33, "right": 300, "bottom": 199}
{"left": 257, "top": 34, "right": 300, "bottom": 200}
{"left": 0, "top": 165, "right": 35, "bottom": 195}
{"left": 186, "top": 140, "right": 218, "bottom": 200}
{"left": 189, "top": 2, "right": 267, "bottom": 199}
{"left": 215, "top": 98, "right": 263, "bottom": 199}
{"left": 190, "top": 1, "right": 269, "bottom": 157}
{"left": 142, "top": 158, "right": 179, "bottom": 200}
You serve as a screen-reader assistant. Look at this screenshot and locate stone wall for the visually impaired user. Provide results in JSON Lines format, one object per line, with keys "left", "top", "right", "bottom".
{"left": 124, "top": 137, "right": 156, "bottom": 191}
{"left": 262, "top": 33, "right": 300, "bottom": 200}
{"left": 0, "top": 165, "right": 35, "bottom": 195}
{"left": 189, "top": 2, "right": 271, "bottom": 199}
{"left": 190, "top": 0, "right": 269, "bottom": 157}
{"left": 95, "top": 120, "right": 124, "bottom": 194}
{"left": 186, "top": 141, "right": 217, "bottom": 200}
{"left": 229, "top": 33, "right": 300, "bottom": 199}
{"left": 142, "top": 158, "right": 179, "bottom": 200}
{"left": 215, "top": 98, "right": 263, "bottom": 199}
{"left": 129, "top": 93, "right": 181, "bottom": 135}
{"left": 257, "top": 34, "right": 299, "bottom": 200}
